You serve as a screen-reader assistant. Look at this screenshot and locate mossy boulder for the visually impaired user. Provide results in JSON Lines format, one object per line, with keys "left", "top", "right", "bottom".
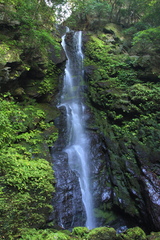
{"left": 87, "top": 227, "right": 116, "bottom": 240}
{"left": 119, "top": 227, "right": 147, "bottom": 240}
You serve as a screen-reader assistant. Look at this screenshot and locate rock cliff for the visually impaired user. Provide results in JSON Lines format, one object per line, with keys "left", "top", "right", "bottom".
{"left": 83, "top": 23, "right": 160, "bottom": 232}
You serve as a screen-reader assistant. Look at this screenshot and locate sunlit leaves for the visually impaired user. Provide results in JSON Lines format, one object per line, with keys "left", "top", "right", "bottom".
{"left": 132, "top": 26, "right": 160, "bottom": 53}
{"left": 0, "top": 138, "right": 54, "bottom": 237}
{"left": 0, "top": 147, "right": 54, "bottom": 192}
{"left": 0, "top": 97, "right": 56, "bottom": 237}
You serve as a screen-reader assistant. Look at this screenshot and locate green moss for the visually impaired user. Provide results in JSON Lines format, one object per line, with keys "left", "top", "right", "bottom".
{"left": 94, "top": 208, "right": 117, "bottom": 224}
{"left": 87, "top": 227, "right": 116, "bottom": 240}
{"left": 0, "top": 146, "right": 54, "bottom": 237}
{"left": 19, "top": 228, "right": 71, "bottom": 240}
{"left": 37, "top": 62, "right": 61, "bottom": 100}
{"left": 86, "top": 36, "right": 160, "bottom": 152}
{"left": 52, "top": 232, "right": 71, "bottom": 240}
{"left": 0, "top": 42, "right": 22, "bottom": 64}
{"left": 147, "top": 231, "right": 160, "bottom": 240}
{"left": 72, "top": 227, "right": 89, "bottom": 237}
{"left": 38, "top": 103, "right": 60, "bottom": 122}
{"left": 119, "top": 227, "right": 146, "bottom": 240}
{"left": 0, "top": 97, "right": 58, "bottom": 237}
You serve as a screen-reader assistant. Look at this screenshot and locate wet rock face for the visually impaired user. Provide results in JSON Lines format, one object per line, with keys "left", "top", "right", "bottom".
{"left": 141, "top": 168, "right": 160, "bottom": 231}
{"left": 52, "top": 102, "right": 113, "bottom": 228}
{"left": 51, "top": 100, "right": 86, "bottom": 228}
{"left": 89, "top": 132, "right": 111, "bottom": 207}
{"left": 51, "top": 151, "right": 85, "bottom": 228}
{"left": 133, "top": 144, "right": 160, "bottom": 231}
{"left": 50, "top": 45, "right": 66, "bottom": 65}
{"left": 88, "top": 125, "right": 160, "bottom": 231}
{"left": 88, "top": 129, "right": 160, "bottom": 231}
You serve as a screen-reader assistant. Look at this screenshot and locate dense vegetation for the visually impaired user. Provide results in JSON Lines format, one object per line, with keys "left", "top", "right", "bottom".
{"left": 81, "top": 0, "right": 160, "bottom": 234}
{"left": 66, "top": 0, "right": 160, "bottom": 28}
{"left": 0, "top": 0, "right": 160, "bottom": 239}
{"left": 0, "top": 0, "right": 60, "bottom": 238}
{"left": 0, "top": 96, "right": 59, "bottom": 237}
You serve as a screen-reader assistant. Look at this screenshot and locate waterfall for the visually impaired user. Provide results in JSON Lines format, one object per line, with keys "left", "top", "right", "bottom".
{"left": 58, "top": 30, "right": 96, "bottom": 229}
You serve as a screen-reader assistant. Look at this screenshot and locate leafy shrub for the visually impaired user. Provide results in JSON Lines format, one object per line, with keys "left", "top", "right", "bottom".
{"left": 0, "top": 97, "right": 56, "bottom": 238}
{"left": 132, "top": 27, "right": 160, "bottom": 54}
{"left": 0, "top": 146, "right": 54, "bottom": 237}
{"left": 19, "top": 228, "right": 70, "bottom": 240}
{"left": 72, "top": 226, "right": 89, "bottom": 237}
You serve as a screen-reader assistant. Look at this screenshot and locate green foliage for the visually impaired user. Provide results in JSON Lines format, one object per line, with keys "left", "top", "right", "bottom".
{"left": 0, "top": 1, "right": 62, "bottom": 235}
{"left": 0, "top": 146, "right": 54, "bottom": 237}
{"left": 85, "top": 30, "right": 160, "bottom": 160}
{"left": 142, "top": 0, "right": 160, "bottom": 26}
{"left": 84, "top": 34, "right": 141, "bottom": 114}
{"left": 13, "top": 227, "right": 160, "bottom": 240}
{"left": 72, "top": 227, "right": 89, "bottom": 237}
{"left": 0, "top": 96, "right": 59, "bottom": 152}
{"left": 45, "top": 131, "right": 59, "bottom": 147}
{"left": 16, "top": 227, "right": 160, "bottom": 240}
{"left": 0, "top": 97, "right": 57, "bottom": 238}
{"left": 67, "top": 0, "right": 159, "bottom": 29}
{"left": 19, "top": 228, "right": 70, "bottom": 240}
{"left": 38, "top": 77, "right": 56, "bottom": 94}
{"left": 94, "top": 208, "right": 117, "bottom": 224}
{"left": 2, "top": 0, "right": 61, "bottom": 58}
{"left": 85, "top": 35, "right": 138, "bottom": 83}
{"left": 132, "top": 27, "right": 160, "bottom": 54}
{"left": 0, "top": 41, "right": 22, "bottom": 65}
{"left": 38, "top": 63, "right": 60, "bottom": 95}
{"left": 0, "top": 97, "right": 46, "bottom": 146}
{"left": 67, "top": 0, "right": 111, "bottom": 28}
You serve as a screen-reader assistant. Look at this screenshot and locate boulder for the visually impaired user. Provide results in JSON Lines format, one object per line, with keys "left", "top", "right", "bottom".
{"left": 119, "top": 227, "right": 146, "bottom": 240}
{"left": 87, "top": 227, "right": 116, "bottom": 240}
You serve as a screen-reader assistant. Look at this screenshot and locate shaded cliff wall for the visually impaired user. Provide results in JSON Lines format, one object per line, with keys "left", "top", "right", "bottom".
{"left": 83, "top": 24, "right": 160, "bottom": 232}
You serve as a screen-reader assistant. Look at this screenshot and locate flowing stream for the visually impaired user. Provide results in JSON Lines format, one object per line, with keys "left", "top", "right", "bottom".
{"left": 59, "top": 30, "right": 96, "bottom": 229}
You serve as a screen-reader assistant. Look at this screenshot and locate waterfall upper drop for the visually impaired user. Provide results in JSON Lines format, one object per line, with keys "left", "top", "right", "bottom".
{"left": 57, "top": 30, "right": 96, "bottom": 229}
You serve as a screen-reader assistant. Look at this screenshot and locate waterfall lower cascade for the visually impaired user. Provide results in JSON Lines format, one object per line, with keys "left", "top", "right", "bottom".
{"left": 58, "top": 30, "right": 96, "bottom": 229}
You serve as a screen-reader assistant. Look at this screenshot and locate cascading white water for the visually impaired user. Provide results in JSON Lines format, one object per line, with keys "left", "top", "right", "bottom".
{"left": 59, "top": 30, "right": 96, "bottom": 229}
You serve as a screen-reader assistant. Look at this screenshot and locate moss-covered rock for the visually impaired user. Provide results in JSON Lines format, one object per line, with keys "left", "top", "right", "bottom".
{"left": 0, "top": 42, "right": 22, "bottom": 65}
{"left": 84, "top": 28, "right": 160, "bottom": 231}
{"left": 119, "top": 227, "right": 147, "bottom": 240}
{"left": 87, "top": 227, "right": 116, "bottom": 240}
